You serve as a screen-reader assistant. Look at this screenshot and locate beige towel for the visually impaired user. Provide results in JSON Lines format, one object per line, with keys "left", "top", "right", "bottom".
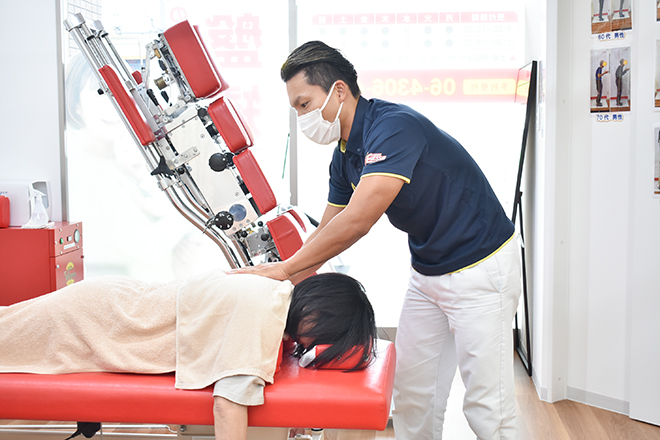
{"left": 0, "top": 276, "right": 180, "bottom": 374}
{"left": 0, "top": 271, "right": 292, "bottom": 390}
{"left": 175, "top": 270, "right": 292, "bottom": 389}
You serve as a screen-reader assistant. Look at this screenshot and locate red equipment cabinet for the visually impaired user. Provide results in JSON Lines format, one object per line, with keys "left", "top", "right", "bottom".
{"left": 0, "top": 222, "right": 84, "bottom": 306}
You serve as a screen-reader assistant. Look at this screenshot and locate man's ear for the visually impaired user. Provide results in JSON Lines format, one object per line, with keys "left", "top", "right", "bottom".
{"left": 335, "top": 80, "right": 349, "bottom": 102}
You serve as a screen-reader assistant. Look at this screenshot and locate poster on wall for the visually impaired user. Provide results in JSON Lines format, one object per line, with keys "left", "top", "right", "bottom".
{"left": 657, "top": 1, "right": 660, "bottom": 21}
{"left": 610, "top": 46, "right": 631, "bottom": 112}
{"left": 592, "top": 0, "right": 632, "bottom": 34}
{"left": 655, "top": 40, "right": 660, "bottom": 107}
{"left": 655, "top": 127, "right": 660, "bottom": 196}
{"left": 590, "top": 47, "right": 630, "bottom": 113}
{"left": 591, "top": 49, "right": 610, "bottom": 112}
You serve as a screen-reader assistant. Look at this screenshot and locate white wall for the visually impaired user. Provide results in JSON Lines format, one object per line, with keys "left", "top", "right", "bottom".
{"left": 0, "top": 1, "right": 66, "bottom": 221}
{"left": 520, "top": 0, "right": 559, "bottom": 403}
{"left": 522, "top": 0, "right": 577, "bottom": 405}
{"left": 529, "top": 0, "right": 660, "bottom": 422}
{"left": 628, "top": 1, "right": 660, "bottom": 424}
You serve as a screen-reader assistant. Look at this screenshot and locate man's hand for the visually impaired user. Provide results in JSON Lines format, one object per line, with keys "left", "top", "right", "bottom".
{"left": 228, "top": 205, "right": 343, "bottom": 282}
{"left": 230, "top": 175, "right": 404, "bottom": 282}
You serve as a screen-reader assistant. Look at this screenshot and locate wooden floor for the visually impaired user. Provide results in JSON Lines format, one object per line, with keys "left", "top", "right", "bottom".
{"left": 512, "top": 356, "right": 660, "bottom": 440}
{"left": 325, "top": 353, "right": 660, "bottom": 440}
{"left": 3, "top": 355, "right": 660, "bottom": 439}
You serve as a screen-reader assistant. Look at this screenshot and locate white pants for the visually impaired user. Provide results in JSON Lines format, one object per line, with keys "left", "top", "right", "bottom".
{"left": 392, "top": 237, "right": 521, "bottom": 440}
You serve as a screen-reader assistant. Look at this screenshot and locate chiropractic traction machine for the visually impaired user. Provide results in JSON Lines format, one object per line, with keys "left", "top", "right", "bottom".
{"left": 0, "top": 14, "right": 395, "bottom": 440}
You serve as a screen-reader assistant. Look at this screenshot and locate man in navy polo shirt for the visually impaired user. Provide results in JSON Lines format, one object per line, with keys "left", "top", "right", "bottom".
{"left": 235, "top": 41, "right": 521, "bottom": 440}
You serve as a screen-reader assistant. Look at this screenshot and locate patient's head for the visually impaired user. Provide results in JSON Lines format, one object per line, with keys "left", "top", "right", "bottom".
{"left": 285, "top": 272, "right": 377, "bottom": 371}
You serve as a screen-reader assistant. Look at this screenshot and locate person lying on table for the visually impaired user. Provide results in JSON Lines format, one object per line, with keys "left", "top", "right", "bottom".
{"left": 0, "top": 270, "right": 376, "bottom": 440}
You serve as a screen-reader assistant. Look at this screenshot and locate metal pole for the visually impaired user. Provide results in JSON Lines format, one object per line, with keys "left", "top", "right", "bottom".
{"left": 287, "top": 0, "right": 298, "bottom": 206}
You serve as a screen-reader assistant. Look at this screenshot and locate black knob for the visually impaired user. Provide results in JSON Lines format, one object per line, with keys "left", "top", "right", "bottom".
{"left": 240, "top": 230, "right": 249, "bottom": 238}
{"left": 147, "top": 88, "right": 159, "bottom": 107}
{"left": 213, "top": 211, "right": 234, "bottom": 230}
{"left": 209, "top": 153, "right": 229, "bottom": 172}
{"left": 260, "top": 233, "right": 271, "bottom": 241}
{"left": 206, "top": 123, "right": 219, "bottom": 137}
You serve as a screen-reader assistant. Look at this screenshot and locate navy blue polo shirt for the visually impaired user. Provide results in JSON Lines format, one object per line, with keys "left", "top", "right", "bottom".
{"left": 328, "top": 96, "right": 514, "bottom": 276}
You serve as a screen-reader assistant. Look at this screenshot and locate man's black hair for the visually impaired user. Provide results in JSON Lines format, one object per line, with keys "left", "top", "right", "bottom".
{"left": 280, "top": 40, "right": 361, "bottom": 98}
{"left": 285, "top": 272, "right": 376, "bottom": 371}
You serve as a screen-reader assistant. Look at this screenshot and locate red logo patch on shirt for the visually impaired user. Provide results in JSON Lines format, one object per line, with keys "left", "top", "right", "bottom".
{"left": 365, "top": 153, "right": 387, "bottom": 165}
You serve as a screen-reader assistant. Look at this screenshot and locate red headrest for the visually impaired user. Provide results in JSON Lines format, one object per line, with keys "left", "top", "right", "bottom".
{"left": 208, "top": 96, "right": 254, "bottom": 153}
{"left": 162, "top": 20, "right": 229, "bottom": 99}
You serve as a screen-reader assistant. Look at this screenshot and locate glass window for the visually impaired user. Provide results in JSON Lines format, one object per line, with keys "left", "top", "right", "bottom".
{"left": 296, "top": 0, "right": 527, "bottom": 326}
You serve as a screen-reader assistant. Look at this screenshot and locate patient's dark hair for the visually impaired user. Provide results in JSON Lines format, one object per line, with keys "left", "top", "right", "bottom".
{"left": 286, "top": 273, "right": 376, "bottom": 371}
{"left": 280, "top": 40, "right": 361, "bottom": 98}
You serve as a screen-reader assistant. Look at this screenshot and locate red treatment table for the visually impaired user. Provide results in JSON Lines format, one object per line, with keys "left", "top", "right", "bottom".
{"left": 0, "top": 341, "right": 395, "bottom": 439}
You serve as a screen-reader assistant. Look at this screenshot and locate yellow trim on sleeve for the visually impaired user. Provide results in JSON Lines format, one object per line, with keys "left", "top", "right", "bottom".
{"left": 328, "top": 202, "right": 348, "bottom": 208}
{"left": 449, "top": 233, "right": 516, "bottom": 274}
{"left": 361, "top": 172, "right": 411, "bottom": 184}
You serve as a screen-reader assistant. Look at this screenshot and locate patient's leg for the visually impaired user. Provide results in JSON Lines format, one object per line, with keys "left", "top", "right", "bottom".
{"left": 214, "top": 396, "right": 247, "bottom": 440}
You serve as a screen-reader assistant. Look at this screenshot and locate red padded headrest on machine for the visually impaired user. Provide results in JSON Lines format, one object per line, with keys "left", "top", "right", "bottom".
{"left": 208, "top": 97, "right": 254, "bottom": 153}
{"left": 233, "top": 149, "right": 277, "bottom": 215}
{"left": 193, "top": 24, "right": 229, "bottom": 92}
{"left": 99, "top": 65, "right": 155, "bottom": 146}
{"left": 267, "top": 211, "right": 306, "bottom": 261}
{"left": 163, "top": 20, "right": 228, "bottom": 99}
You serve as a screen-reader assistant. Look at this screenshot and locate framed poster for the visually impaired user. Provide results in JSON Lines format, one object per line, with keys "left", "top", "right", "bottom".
{"left": 655, "top": 40, "right": 660, "bottom": 108}
{"left": 655, "top": 127, "right": 660, "bottom": 196}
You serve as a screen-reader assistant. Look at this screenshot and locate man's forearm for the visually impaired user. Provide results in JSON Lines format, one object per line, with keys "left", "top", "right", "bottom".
{"left": 290, "top": 263, "right": 325, "bottom": 285}
{"left": 285, "top": 203, "right": 345, "bottom": 281}
{"left": 282, "top": 208, "right": 371, "bottom": 277}
{"left": 283, "top": 176, "right": 403, "bottom": 277}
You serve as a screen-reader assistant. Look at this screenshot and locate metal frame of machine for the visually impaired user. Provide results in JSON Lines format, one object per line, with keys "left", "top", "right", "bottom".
{"left": 63, "top": 13, "right": 310, "bottom": 269}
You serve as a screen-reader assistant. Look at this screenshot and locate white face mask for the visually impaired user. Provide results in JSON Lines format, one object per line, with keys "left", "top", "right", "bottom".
{"left": 297, "top": 82, "right": 344, "bottom": 145}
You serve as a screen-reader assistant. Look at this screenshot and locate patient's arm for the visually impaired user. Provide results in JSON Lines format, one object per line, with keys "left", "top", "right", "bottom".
{"left": 214, "top": 396, "right": 247, "bottom": 440}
